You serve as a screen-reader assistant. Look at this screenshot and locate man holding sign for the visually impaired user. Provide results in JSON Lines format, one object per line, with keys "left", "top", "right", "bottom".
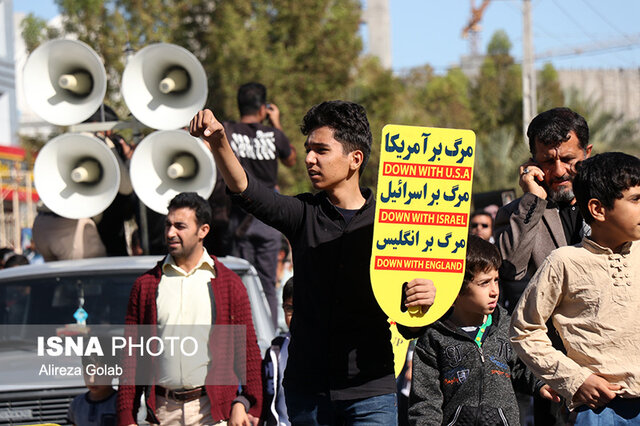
{"left": 190, "top": 101, "right": 435, "bottom": 425}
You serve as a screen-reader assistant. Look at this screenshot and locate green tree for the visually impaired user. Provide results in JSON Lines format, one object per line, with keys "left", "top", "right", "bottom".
{"left": 396, "top": 64, "right": 438, "bottom": 125}
{"left": 472, "top": 127, "right": 529, "bottom": 193}
{"left": 537, "top": 62, "right": 564, "bottom": 111}
{"left": 24, "top": 0, "right": 365, "bottom": 195}
{"left": 566, "top": 88, "right": 640, "bottom": 157}
{"left": 346, "top": 56, "right": 407, "bottom": 190}
{"left": 53, "top": 0, "right": 129, "bottom": 113}
{"left": 419, "top": 67, "right": 473, "bottom": 129}
{"left": 198, "top": 0, "right": 363, "bottom": 193}
{"left": 21, "top": 14, "right": 61, "bottom": 52}
{"left": 471, "top": 30, "right": 522, "bottom": 136}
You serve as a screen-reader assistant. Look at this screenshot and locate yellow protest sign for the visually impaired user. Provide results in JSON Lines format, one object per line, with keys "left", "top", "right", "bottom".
{"left": 371, "top": 125, "right": 476, "bottom": 326}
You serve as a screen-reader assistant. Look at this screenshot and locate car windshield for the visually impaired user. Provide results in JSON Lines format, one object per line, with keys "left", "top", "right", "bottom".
{"left": 0, "top": 272, "right": 134, "bottom": 326}
{"left": 0, "top": 258, "right": 275, "bottom": 352}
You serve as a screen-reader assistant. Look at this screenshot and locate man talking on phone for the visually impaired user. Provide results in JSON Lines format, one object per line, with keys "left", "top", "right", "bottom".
{"left": 494, "top": 107, "right": 592, "bottom": 425}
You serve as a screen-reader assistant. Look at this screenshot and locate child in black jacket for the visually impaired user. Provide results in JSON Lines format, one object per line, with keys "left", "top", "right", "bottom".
{"left": 261, "top": 278, "right": 294, "bottom": 425}
{"left": 409, "top": 236, "right": 558, "bottom": 425}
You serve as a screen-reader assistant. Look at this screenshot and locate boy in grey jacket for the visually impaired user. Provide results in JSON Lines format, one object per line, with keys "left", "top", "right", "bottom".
{"left": 409, "top": 236, "right": 558, "bottom": 425}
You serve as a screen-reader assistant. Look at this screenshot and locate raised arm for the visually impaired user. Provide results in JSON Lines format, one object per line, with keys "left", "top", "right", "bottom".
{"left": 265, "top": 103, "right": 297, "bottom": 168}
{"left": 190, "top": 109, "right": 248, "bottom": 193}
{"left": 494, "top": 159, "right": 553, "bottom": 281}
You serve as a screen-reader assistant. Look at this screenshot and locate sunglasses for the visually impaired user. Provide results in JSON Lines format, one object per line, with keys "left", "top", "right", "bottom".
{"left": 471, "top": 223, "right": 490, "bottom": 229}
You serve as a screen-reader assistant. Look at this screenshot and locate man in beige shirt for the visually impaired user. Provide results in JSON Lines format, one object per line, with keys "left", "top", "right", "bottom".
{"left": 117, "top": 192, "right": 262, "bottom": 426}
{"left": 510, "top": 152, "right": 640, "bottom": 423}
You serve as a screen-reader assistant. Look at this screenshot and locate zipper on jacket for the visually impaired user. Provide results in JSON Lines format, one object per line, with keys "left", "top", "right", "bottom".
{"left": 477, "top": 345, "right": 485, "bottom": 410}
{"left": 477, "top": 345, "right": 485, "bottom": 363}
{"left": 446, "top": 405, "right": 463, "bottom": 426}
{"left": 498, "top": 407, "right": 509, "bottom": 425}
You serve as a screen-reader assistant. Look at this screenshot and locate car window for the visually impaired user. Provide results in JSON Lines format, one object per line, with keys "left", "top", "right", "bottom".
{"left": 0, "top": 273, "right": 135, "bottom": 325}
{"left": 0, "top": 260, "right": 276, "bottom": 353}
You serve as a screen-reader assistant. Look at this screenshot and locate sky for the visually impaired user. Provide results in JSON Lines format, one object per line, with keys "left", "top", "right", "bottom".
{"left": 13, "top": 0, "right": 640, "bottom": 73}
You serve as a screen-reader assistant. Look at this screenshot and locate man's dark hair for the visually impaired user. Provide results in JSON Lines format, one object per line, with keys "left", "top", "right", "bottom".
{"left": 237, "top": 82, "right": 267, "bottom": 117}
{"left": 4, "top": 254, "right": 29, "bottom": 268}
{"left": 0, "top": 248, "right": 16, "bottom": 268}
{"left": 527, "top": 107, "right": 589, "bottom": 155}
{"left": 167, "top": 192, "right": 212, "bottom": 227}
{"left": 300, "top": 100, "right": 372, "bottom": 175}
{"left": 280, "top": 236, "right": 290, "bottom": 259}
{"left": 574, "top": 152, "right": 640, "bottom": 224}
{"left": 282, "top": 277, "right": 294, "bottom": 303}
{"left": 460, "top": 235, "right": 501, "bottom": 294}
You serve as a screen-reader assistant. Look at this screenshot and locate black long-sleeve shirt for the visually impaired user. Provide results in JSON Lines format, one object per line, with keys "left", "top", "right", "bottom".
{"left": 231, "top": 176, "right": 396, "bottom": 400}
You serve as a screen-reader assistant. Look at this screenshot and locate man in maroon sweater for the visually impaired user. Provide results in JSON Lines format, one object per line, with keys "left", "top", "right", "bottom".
{"left": 117, "top": 192, "right": 262, "bottom": 425}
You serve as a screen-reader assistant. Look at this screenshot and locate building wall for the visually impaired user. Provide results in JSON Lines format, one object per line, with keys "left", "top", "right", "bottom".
{"left": 0, "top": 0, "right": 19, "bottom": 146}
{"left": 361, "top": 0, "right": 392, "bottom": 69}
{"left": 557, "top": 68, "right": 640, "bottom": 125}
{"left": 14, "top": 11, "right": 58, "bottom": 139}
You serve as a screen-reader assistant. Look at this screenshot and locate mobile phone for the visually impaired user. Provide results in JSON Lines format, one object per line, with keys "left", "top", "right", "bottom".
{"left": 529, "top": 158, "right": 550, "bottom": 190}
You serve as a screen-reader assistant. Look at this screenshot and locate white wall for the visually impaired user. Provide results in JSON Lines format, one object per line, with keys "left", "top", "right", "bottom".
{"left": 0, "top": 0, "right": 19, "bottom": 146}
{"left": 14, "top": 11, "right": 58, "bottom": 139}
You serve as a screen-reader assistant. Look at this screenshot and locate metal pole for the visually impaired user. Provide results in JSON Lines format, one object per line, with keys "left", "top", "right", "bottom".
{"left": 139, "top": 204, "right": 150, "bottom": 255}
{"left": 522, "top": 0, "right": 537, "bottom": 143}
{"left": 130, "top": 119, "right": 150, "bottom": 255}
{"left": 12, "top": 182, "right": 21, "bottom": 253}
{"left": 0, "top": 172, "right": 5, "bottom": 248}
{"left": 25, "top": 171, "right": 34, "bottom": 228}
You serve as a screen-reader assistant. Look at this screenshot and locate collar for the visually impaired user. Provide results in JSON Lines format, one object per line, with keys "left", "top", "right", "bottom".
{"left": 556, "top": 201, "right": 576, "bottom": 211}
{"left": 440, "top": 305, "right": 502, "bottom": 336}
{"left": 162, "top": 248, "right": 215, "bottom": 276}
{"left": 582, "top": 236, "right": 633, "bottom": 256}
{"left": 546, "top": 198, "right": 576, "bottom": 210}
{"left": 320, "top": 187, "right": 374, "bottom": 219}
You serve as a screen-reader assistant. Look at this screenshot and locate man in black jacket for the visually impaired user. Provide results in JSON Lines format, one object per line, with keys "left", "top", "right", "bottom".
{"left": 191, "top": 100, "right": 436, "bottom": 425}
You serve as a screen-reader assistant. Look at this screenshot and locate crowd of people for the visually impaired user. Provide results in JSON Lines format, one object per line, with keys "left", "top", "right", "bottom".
{"left": 2, "top": 84, "right": 639, "bottom": 426}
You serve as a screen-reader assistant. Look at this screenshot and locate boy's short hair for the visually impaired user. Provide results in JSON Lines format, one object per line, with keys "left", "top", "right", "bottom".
{"left": 167, "top": 192, "right": 212, "bottom": 227}
{"left": 282, "top": 277, "right": 294, "bottom": 303}
{"left": 4, "top": 254, "right": 29, "bottom": 268}
{"left": 300, "top": 100, "right": 372, "bottom": 175}
{"left": 574, "top": 152, "right": 640, "bottom": 224}
{"left": 460, "top": 235, "right": 501, "bottom": 294}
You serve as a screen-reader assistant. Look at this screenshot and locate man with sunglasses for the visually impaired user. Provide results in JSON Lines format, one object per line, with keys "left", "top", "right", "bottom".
{"left": 469, "top": 210, "right": 494, "bottom": 243}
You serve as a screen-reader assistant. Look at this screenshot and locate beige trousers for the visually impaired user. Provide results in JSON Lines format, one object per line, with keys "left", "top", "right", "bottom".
{"left": 154, "top": 394, "right": 226, "bottom": 426}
